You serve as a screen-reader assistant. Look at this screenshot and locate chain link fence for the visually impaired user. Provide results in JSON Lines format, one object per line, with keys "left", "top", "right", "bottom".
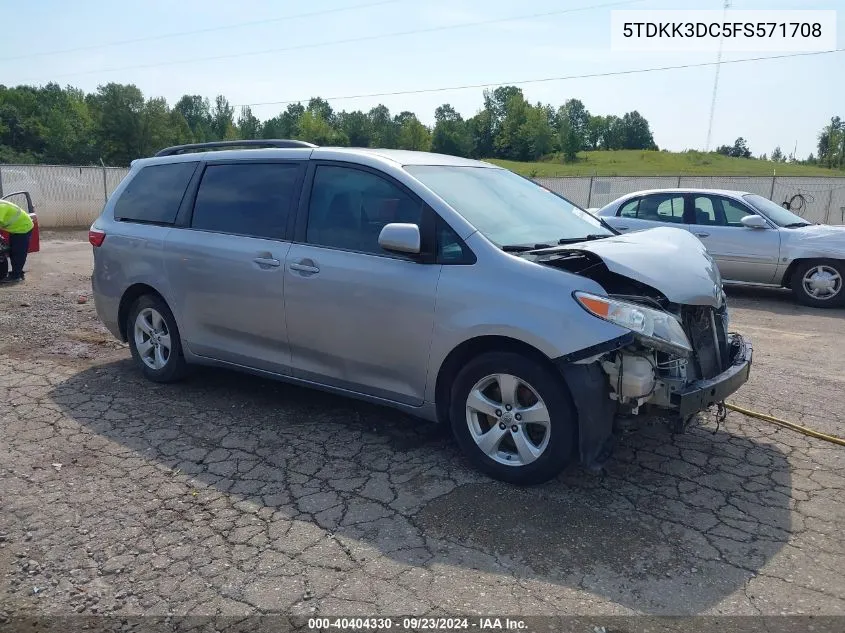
{"left": 538, "top": 175, "right": 845, "bottom": 225}
{"left": 1, "top": 164, "right": 844, "bottom": 227}
{"left": 0, "top": 164, "right": 129, "bottom": 228}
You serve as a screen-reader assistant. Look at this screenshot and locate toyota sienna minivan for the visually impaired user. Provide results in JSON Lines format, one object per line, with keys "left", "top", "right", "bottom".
{"left": 91, "top": 140, "right": 752, "bottom": 485}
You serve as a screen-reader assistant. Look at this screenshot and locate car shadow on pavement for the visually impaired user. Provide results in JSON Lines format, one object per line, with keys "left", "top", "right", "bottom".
{"left": 49, "top": 358, "right": 793, "bottom": 615}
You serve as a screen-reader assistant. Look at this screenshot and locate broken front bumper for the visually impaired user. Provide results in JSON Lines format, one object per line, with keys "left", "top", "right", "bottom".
{"left": 671, "top": 335, "right": 753, "bottom": 418}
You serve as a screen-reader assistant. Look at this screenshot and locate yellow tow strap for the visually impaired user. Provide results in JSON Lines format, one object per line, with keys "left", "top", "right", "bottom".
{"left": 725, "top": 403, "right": 845, "bottom": 447}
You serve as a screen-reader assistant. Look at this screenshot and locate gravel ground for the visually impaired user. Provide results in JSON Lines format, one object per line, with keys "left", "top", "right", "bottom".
{"left": 1, "top": 238, "right": 844, "bottom": 629}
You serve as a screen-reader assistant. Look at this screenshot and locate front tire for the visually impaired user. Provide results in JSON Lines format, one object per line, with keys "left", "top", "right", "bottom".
{"left": 791, "top": 259, "right": 845, "bottom": 308}
{"left": 127, "top": 295, "right": 189, "bottom": 383}
{"left": 449, "top": 351, "right": 577, "bottom": 485}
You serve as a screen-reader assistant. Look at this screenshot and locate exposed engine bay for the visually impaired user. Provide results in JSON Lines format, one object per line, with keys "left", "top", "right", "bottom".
{"left": 531, "top": 248, "right": 748, "bottom": 419}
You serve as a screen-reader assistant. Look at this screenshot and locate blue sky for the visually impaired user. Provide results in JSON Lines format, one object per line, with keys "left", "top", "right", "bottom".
{"left": 2, "top": 0, "right": 842, "bottom": 156}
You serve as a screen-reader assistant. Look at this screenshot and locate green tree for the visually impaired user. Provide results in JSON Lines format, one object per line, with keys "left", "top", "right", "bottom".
{"left": 262, "top": 103, "right": 305, "bottom": 139}
{"left": 336, "top": 110, "right": 372, "bottom": 147}
{"left": 237, "top": 106, "right": 262, "bottom": 140}
{"left": 368, "top": 105, "right": 398, "bottom": 148}
{"left": 466, "top": 109, "right": 494, "bottom": 158}
{"left": 0, "top": 85, "right": 47, "bottom": 159}
{"left": 140, "top": 96, "right": 176, "bottom": 156}
{"left": 556, "top": 99, "right": 591, "bottom": 161}
{"left": 483, "top": 85, "right": 523, "bottom": 134}
{"left": 298, "top": 110, "right": 347, "bottom": 146}
{"left": 431, "top": 104, "right": 472, "bottom": 157}
{"left": 716, "top": 137, "right": 752, "bottom": 158}
{"left": 619, "top": 111, "right": 657, "bottom": 150}
{"left": 40, "top": 84, "right": 96, "bottom": 163}
{"left": 817, "top": 116, "right": 843, "bottom": 168}
{"left": 88, "top": 83, "right": 145, "bottom": 165}
{"left": 169, "top": 110, "right": 193, "bottom": 146}
{"left": 174, "top": 95, "right": 212, "bottom": 142}
{"left": 585, "top": 115, "right": 607, "bottom": 151}
{"left": 210, "top": 95, "right": 235, "bottom": 140}
{"left": 494, "top": 92, "right": 531, "bottom": 160}
{"left": 601, "top": 115, "right": 625, "bottom": 150}
{"left": 521, "top": 103, "right": 555, "bottom": 160}
{"left": 307, "top": 97, "right": 334, "bottom": 125}
{"left": 397, "top": 115, "right": 431, "bottom": 151}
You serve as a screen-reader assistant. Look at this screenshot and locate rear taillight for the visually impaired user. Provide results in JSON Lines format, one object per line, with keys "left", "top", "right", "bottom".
{"left": 89, "top": 228, "right": 106, "bottom": 247}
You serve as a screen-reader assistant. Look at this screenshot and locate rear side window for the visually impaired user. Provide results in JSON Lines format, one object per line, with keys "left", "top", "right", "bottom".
{"left": 191, "top": 163, "right": 301, "bottom": 239}
{"left": 619, "top": 199, "right": 639, "bottom": 218}
{"left": 638, "top": 193, "right": 685, "bottom": 223}
{"left": 114, "top": 162, "right": 198, "bottom": 224}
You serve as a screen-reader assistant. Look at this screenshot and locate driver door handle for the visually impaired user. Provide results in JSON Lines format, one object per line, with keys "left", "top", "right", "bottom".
{"left": 695, "top": 232, "right": 710, "bottom": 238}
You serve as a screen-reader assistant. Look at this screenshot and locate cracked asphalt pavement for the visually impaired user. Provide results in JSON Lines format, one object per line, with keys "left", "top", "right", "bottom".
{"left": 1, "top": 234, "right": 844, "bottom": 622}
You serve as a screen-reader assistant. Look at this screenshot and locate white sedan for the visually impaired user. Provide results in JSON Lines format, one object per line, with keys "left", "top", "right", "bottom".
{"left": 596, "top": 188, "right": 845, "bottom": 308}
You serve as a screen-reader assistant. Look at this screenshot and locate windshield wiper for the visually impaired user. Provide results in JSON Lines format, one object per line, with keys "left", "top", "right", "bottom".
{"left": 501, "top": 243, "right": 554, "bottom": 252}
{"left": 556, "top": 234, "right": 610, "bottom": 244}
{"left": 784, "top": 222, "right": 812, "bottom": 228}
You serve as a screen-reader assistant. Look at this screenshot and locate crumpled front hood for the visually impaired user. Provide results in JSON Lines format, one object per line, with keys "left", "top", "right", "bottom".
{"left": 783, "top": 224, "right": 845, "bottom": 254}
{"left": 562, "top": 227, "right": 724, "bottom": 307}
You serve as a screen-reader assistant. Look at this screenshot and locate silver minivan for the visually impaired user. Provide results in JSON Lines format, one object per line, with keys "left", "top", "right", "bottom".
{"left": 91, "top": 140, "right": 752, "bottom": 485}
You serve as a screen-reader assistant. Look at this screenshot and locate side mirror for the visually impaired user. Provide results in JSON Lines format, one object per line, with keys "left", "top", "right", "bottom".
{"left": 378, "top": 223, "right": 421, "bottom": 254}
{"left": 740, "top": 215, "right": 768, "bottom": 229}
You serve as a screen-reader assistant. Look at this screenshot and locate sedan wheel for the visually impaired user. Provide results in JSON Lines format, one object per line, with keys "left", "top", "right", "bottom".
{"left": 801, "top": 264, "right": 842, "bottom": 301}
{"left": 792, "top": 260, "right": 845, "bottom": 308}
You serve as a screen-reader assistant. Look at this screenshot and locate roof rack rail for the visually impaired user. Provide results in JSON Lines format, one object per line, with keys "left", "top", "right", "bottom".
{"left": 154, "top": 139, "right": 317, "bottom": 157}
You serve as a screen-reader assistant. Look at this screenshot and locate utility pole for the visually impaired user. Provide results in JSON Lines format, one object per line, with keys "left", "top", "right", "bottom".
{"left": 705, "top": 0, "right": 731, "bottom": 152}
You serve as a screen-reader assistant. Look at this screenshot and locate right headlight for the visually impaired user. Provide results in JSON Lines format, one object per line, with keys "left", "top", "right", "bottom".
{"left": 574, "top": 291, "right": 692, "bottom": 356}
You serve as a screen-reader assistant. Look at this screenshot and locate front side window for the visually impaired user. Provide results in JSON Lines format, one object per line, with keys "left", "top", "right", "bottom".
{"left": 191, "top": 163, "right": 301, "bottom": 239}
{"left": 436, "top": 216, "right": 473, "bottom": 264}
{"left": 721, "top": 198, "right": 754, "bottom": 226}
{"left": 693, "top": 195, "right": 758, "bottom": 227}
{"left": 404, "top": 165, "right": 611, "bottom": 248}
{"left": 114, "top": 162, "right": 198, "bottom": 224}
{"left": 306, "top": 165, "right": 422, "bottom": 255}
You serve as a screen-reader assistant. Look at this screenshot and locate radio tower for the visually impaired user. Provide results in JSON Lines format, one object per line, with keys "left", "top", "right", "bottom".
{"left": 705, "top": 0, "right": 731, "bottom": 151}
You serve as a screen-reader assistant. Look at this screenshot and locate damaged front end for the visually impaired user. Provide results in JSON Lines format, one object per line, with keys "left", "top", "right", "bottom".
{"left": 532, "top": 239, "right": 753, "bottom": 470}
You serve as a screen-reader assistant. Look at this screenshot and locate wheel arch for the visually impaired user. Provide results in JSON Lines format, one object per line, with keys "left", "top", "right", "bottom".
{"left": 433, "top": 335, "right": 565, "bottom": 426}
{"left": 781, "top": 257, "right": 845, "bottom": 289}
{"left": 117, "top": 283, "right": 170, "bottom": 342}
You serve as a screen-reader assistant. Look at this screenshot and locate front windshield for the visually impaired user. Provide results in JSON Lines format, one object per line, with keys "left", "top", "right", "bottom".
{"left": 404, "top": 165, "right": 612, "bottom": 247}
{"left": 744, "top": 194, "right": 811, "bottom": 227}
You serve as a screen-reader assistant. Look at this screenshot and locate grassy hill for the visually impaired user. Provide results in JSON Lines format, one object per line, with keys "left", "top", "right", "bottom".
{"left": 486, "top": 150, "right": 844, "bottom": 178}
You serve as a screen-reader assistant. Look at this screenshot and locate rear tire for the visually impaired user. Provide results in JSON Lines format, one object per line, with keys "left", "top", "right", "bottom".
{"left": 127, "top": 295, "right": 189, "bottom": 383}
{"left": 449, "top": 351, "right": 577, "bottom": 485}
{"left": 791, "top": 259, "right": 845, "bottom": 308}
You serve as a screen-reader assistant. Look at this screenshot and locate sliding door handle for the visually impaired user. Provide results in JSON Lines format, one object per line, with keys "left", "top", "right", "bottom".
{"left": 289, "top": 261, "right": 320, "bottom": 274}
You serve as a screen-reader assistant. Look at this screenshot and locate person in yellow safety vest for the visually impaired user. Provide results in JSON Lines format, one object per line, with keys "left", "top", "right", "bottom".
{"left": 0, "top": 199, "right": 35, "bottom": 283}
